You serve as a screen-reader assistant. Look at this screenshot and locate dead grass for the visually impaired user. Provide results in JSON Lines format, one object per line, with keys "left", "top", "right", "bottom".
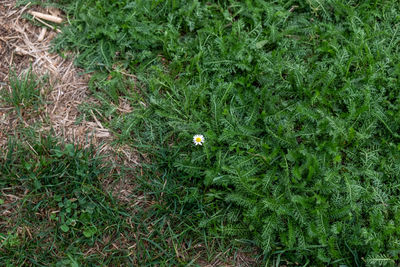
{"left": 0, "top": 0, "right": 142, "bottom": 199}
{"left": 0, "top": 0, "right": 111, "bottom": 149}
{"left": 0, "top": 186, "right": 28, "bottom": 231}
{"left": 0, "top": 0, "right": 140, "bottom": 236}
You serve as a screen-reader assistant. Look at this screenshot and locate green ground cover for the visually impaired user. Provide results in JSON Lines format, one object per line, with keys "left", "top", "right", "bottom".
{"left": 3, "top": 0, "right": 400, "bottom": 265}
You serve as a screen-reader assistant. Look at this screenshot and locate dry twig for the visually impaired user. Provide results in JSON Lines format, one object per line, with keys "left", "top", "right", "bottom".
{"left": 28, "top": 11, "right": 63, "bottom": 24}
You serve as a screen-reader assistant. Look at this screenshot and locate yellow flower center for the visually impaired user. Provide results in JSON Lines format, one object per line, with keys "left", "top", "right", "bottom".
{"left": 195, "top": 137, "right": 202, "bottom": 143}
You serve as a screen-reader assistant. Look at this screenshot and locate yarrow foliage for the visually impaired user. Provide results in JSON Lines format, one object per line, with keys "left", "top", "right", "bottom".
{"left": 54, "top": 0, "right": 400, "bottom": 265}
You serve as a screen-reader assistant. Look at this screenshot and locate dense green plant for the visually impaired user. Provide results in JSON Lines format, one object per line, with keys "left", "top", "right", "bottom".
{"left": 51, "top": 0, "right": 400, "bottom": 265}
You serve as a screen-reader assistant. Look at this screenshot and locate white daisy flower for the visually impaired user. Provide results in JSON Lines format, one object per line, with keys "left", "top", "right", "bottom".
{"left": 193, "top": 134, "right": 205, "bottom": 146}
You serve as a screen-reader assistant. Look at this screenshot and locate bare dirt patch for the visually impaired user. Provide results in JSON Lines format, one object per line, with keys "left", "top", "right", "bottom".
{"left": 0, "top": 0, "right": 111, "bottom": 149}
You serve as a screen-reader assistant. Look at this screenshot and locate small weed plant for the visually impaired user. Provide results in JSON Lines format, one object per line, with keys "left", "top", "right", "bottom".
{"left": 0, "top": 68, "right": 44, "bottom": 111}
{"left": 1, "top": 130, "right": 137, "bottom": 265}
{"left": 44, "top": 0, "right": 400, "bottom": 265}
